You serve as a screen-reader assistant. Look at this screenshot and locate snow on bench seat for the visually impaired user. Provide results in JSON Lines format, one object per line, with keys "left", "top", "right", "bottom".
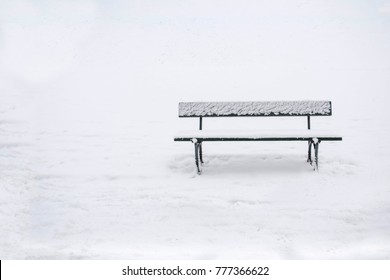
{"left": 174, "top": 129, "right": 342, "bottom": 141}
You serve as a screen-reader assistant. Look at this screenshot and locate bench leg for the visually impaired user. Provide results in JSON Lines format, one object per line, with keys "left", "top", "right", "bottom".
{"left": 314, "top": 140, "right": 321, "bottom": 171}
{"left": 194, "top": 143, "right": 202, "bottom": 175}
{"left": 307, "top": 140, "right": 313, "bottom": 165}
{"left": 199, "top": 142, "right": 204, "bottom": 164}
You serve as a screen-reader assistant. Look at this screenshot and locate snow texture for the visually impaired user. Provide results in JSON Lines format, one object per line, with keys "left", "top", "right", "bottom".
{"left": 175, "top": 129, "right": 342, "bottom": 140}
{"left": 179, "top": 101, "right": 332, "bottom": 117}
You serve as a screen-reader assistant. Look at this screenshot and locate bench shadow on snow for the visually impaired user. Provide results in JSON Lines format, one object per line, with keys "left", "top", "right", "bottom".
{"left": 171, "top": 153, "right": 314, "bottom": 176}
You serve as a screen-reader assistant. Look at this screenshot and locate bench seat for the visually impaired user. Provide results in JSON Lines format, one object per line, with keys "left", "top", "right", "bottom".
{"left": 174, "top": 129, "right": 342, "bottom": 142}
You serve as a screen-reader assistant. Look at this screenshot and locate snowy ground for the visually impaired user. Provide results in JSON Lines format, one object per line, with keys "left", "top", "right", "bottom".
{"left": 1, "top": 91, "right": 390, "bottom": 259}
{"left": 1, "top": 0, "right": 390, "bottom": 259}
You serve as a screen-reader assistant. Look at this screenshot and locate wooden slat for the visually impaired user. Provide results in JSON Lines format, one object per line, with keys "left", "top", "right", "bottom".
{"left": 174, "top": 137, "right": 342, "bottom": 141}
{"left": 179, "top": 101, "right": 332, "bottom": 117}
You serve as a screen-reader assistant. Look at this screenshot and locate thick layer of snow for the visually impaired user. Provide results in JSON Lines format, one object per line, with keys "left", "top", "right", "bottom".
{"left": 1, "top": 94, "right": 390, "bottom": 259}
{"left": 179, "top": 101, "right": 332, "bottom": 117}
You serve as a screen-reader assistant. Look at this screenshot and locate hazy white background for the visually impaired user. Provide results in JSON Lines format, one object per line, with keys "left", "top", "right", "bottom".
{"left": 1, "top": 0, "right": 390, "bottom": 259}
{"left": 1, "top": 0, "right": 389, "bottom": 119}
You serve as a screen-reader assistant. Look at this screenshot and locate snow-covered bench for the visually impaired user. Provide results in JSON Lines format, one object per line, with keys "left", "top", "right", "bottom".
{"left": 174, "top": 101, "right": 342, "bottom": 174}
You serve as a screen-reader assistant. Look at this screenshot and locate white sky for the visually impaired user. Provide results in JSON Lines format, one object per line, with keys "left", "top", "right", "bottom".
{"left": 0, "top": 0, "right": 389, "bottom": 118}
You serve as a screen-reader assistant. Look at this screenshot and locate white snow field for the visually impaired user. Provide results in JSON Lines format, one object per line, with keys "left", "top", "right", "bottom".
{"left": 1, "top": 0, "right": 390, "bottom": 259}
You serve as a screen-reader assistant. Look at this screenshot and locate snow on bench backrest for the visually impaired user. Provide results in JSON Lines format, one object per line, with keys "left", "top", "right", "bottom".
{"left": 179, "top": 101, "right": 332, "bottom": 117}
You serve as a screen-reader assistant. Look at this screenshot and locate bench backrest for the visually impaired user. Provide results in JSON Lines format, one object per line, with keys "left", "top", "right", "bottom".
{"left": 179, "top": 101, "right": 332, "bottom": 117}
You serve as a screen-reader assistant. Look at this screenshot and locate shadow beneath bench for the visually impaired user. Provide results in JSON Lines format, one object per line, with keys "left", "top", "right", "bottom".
{"left": 172, "top": 153, "right": 313, "bottom": 176}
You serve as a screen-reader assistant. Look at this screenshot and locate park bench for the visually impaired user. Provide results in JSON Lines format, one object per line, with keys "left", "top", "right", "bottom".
{"left": 174, "top": 101, "right": 342, "bottom": 174}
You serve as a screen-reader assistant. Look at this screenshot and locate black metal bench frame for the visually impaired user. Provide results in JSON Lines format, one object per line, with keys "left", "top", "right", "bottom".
{"left": 174, "top": 101, "right": 342, "bottom": 174}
